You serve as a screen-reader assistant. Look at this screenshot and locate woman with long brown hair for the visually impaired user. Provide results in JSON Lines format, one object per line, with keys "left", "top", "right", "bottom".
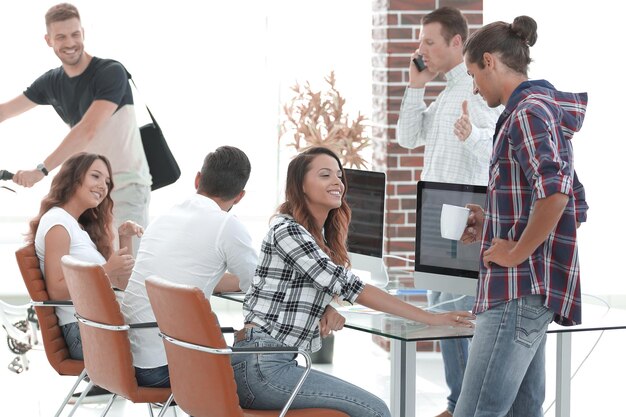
{"left": 232, "top": 147, "right": 474, "bottom": 416}
{"left": 29, "top": 152, "right": 143, "bottom": 360}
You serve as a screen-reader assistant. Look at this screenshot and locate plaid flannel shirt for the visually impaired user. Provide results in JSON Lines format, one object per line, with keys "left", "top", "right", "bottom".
{"left": 475, "top": 80, "right": 588, "bottom": 326}
{"left": 243, "top": 215, "right": 364, "bottom": 351}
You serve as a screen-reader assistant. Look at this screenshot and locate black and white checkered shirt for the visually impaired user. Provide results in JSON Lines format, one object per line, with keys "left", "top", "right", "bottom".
{"left": 243, "top": 215, "right": 364, "bottom": 352}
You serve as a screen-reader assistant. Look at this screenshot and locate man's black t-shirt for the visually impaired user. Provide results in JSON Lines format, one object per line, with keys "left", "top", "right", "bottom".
{"left": 24, "top": 57, "right": 133, "bottom": 127}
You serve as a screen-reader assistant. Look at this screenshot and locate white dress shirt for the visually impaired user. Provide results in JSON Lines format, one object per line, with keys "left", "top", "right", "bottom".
{"left": 122, "top": 193, "right": 258, "bottom": 368}
{"left": 396, "top": 62, "right": 501, "bottom": 186}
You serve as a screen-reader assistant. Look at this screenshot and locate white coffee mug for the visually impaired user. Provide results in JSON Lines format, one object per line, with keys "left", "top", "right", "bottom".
{"left": 440, "top": 204, "right": 470, "bottom": 240}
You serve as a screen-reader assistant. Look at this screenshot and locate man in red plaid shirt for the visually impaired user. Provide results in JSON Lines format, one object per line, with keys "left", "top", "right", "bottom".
{"left": 453, "top": 15, "right": 588, "bottom": 417}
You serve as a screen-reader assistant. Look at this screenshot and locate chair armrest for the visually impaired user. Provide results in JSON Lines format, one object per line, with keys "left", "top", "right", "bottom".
{"left": 76, "top": 315, "right": 131, "bottom": 331}
{"left": 231, "top": 346, "right": 300, "bottom": 354}
{"left": 76, "top": 315, "right": 158, "bottom": 331}
{"left": 213, "top": 292, "right": 245, "bottom": 304}
{"left": 31, "top": 300, "right": 73, "bottom": 307}
{"left": 127, "top": 323, "right": 232, "bottom": 331}
{"left": 128, "top": 323, "right": 232, "bottom": 332}
{"left": 128, "top": 321, "right": 158, "bottom": 329}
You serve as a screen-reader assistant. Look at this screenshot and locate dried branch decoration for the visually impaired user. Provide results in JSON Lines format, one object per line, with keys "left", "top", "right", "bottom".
{"left": 280, "top": 71, "right": 370, "bottom": 169}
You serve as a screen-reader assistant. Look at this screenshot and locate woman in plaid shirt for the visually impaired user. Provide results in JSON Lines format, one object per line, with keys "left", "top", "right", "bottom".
{"left": 231, "top": 147, "right": 474, "bottom": 416}
{"left": 455, "top": 16, "right": 588, "bottom": 417}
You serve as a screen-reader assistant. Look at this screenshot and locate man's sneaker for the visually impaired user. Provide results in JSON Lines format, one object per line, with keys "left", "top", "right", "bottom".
{"left": 68, "top": 385, "right": 113, "bottom": 405}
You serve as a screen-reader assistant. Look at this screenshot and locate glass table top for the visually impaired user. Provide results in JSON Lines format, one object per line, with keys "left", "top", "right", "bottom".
{"left": 214, "top": 292, "right": 626, "bottom": 342}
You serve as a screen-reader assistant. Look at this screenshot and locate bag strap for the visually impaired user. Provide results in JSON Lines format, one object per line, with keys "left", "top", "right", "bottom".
{"left": 125, "top": 68, "right": 159, "bottom": 129}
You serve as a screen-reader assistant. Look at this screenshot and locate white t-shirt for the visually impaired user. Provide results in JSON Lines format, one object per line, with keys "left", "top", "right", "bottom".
{"left": 121, "top": 194, "right": 258, "bottom": 368}
{"left": 34, "top": 207, "right": 107, "bottom": 326}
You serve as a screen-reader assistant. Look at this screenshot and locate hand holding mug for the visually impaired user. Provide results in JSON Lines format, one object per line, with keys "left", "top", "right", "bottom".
{"left": 461, "top": 204, "right": 485, "bottom": 244}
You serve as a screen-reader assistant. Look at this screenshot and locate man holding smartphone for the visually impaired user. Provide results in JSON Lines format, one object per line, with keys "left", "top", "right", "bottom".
{"left": 396, "top": 7, "right": 500, "bottom": 417}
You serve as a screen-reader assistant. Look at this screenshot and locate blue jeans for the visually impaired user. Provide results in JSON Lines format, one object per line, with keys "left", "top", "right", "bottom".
{"left": 454, "top": 295, "right": 554, "bottom": 417}
{"left": 428, "top": 291, "right": 475, "bottom": 414}
{"left": 135, "top": 365, "right": 170, "bottom": 388}
{"left": 62, "top": 321, "right": 171, "bottom": 389}
{"left": 231, "top": 328, "right": 390, "bottom": 417}
{"left": 61, "top": 322, "right": 83, "bottom": 360}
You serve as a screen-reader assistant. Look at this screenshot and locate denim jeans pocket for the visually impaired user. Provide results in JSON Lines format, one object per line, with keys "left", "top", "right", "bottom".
{"left": 257, "top": 340, "right": 297, "bottom": 369}
{"left": 61, "top": 323, "right": 84, "bottom": 360}
{"left": 515, "top": 296, "right": 553, "bottom": 348}
{"left": 232, "top": 360, "right": 255, "bottom": 408}
{"left": 136, "top": 365, "right": 170, "bottom": 388}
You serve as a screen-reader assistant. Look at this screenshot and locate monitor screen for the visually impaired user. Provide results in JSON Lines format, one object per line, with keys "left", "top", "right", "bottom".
{"left": 344, "top": 168, "right": 388, "bottom": 287}
{"left": 344, "top": 169, "right": 385, "bottom": 257}
{"left": 414, "top": 181, "right": 487, "bottom": 296}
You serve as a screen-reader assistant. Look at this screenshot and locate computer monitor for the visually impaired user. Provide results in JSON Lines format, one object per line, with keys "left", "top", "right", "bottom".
{"left": 344, "top": 168, "right": 389, "bottom": 288}
{"left": 413, "top": 181, "right": 487, "bottom": 296}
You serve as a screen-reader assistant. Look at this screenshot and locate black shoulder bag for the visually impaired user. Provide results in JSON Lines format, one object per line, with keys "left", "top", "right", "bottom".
{"left": 127, "top": 73, "right": 181, "bottom": 191}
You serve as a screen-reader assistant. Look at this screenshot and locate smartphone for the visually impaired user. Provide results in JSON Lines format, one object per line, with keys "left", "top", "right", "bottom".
{"left": 412, "top": 55, "right": 426, "bottom": 72}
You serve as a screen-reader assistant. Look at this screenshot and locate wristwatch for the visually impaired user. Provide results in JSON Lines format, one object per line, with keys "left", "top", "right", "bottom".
{"left": 36, "top": 163, "right": 49, "bottom": 176}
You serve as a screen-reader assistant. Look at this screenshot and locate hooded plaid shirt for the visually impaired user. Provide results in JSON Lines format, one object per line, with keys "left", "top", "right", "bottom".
{"left": 474, "top": 80, "right": 588, "bottom": 326}
{"left": 243, "top": 215, "right": 364, "bottom": 352}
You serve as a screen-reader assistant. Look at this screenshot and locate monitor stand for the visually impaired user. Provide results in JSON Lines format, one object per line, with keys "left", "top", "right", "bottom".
{"left": 349, "top": 252, "right": 389, "bottom": 288}
{"left": 413, "top": 271, "right": 477, "bottom": 296}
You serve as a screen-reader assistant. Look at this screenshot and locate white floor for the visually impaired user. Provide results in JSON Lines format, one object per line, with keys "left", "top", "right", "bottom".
{"left": 1, "top": 301, "right": 625, "bottom": 417}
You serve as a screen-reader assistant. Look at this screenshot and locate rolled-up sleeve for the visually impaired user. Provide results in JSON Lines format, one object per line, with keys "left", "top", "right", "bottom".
{"left": 509, "top": 108, "right": 573, "bottom": 199}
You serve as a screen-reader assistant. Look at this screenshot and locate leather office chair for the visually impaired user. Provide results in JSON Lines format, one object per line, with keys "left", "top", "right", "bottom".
{"left": 15, "top": 244, "right": 86, "bottom": 417}
{"left": 145, "top": 275, "right": 350, "bottom": 417}
{"left": 60, "top": 255, "right": 174, "bottom": 417}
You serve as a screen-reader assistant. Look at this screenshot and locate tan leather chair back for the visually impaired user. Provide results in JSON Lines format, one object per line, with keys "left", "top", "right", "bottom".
{"left": 61, "top": 255, "right": 170, "bottom": 404}
{"left": 146, "top": 276, "right": 243, "bottom": 417}
{"left": 15, "top": 244, "right": 83, "bottom": 376}
{"left": 145, "top": 276, "right": 351, "bottom": 417}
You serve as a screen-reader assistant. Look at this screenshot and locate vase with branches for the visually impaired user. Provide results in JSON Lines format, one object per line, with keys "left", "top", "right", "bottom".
{"left": 279, "top": 71, "right": 370, "bottom": 169}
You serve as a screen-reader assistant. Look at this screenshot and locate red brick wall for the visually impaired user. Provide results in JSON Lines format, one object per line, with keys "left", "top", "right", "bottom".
{"left": 371, "top": 0, "right": 484, "bottom": 288}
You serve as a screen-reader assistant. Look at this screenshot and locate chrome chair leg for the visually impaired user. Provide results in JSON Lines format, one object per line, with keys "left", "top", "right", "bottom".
{"left": 54, "top": 369, "right": 88, "bottom": 417}
{"left": 67, "top": 377, "right": 93, "bottom": 417}
{"left": 99, "top": 393, "right": 118, "bottom": 417}
{"left": 156, "top": 393, "right": 175, "bottom": 417}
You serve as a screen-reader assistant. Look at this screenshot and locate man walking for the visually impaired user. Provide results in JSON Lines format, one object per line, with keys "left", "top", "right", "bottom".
{"left": 0, "top": 3, "right": 151, "bottom": 243}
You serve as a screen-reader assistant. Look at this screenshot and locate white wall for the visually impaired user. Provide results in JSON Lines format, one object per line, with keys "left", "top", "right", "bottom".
{"left": 484, "top": 1, "right": 624, "bottom": 297}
